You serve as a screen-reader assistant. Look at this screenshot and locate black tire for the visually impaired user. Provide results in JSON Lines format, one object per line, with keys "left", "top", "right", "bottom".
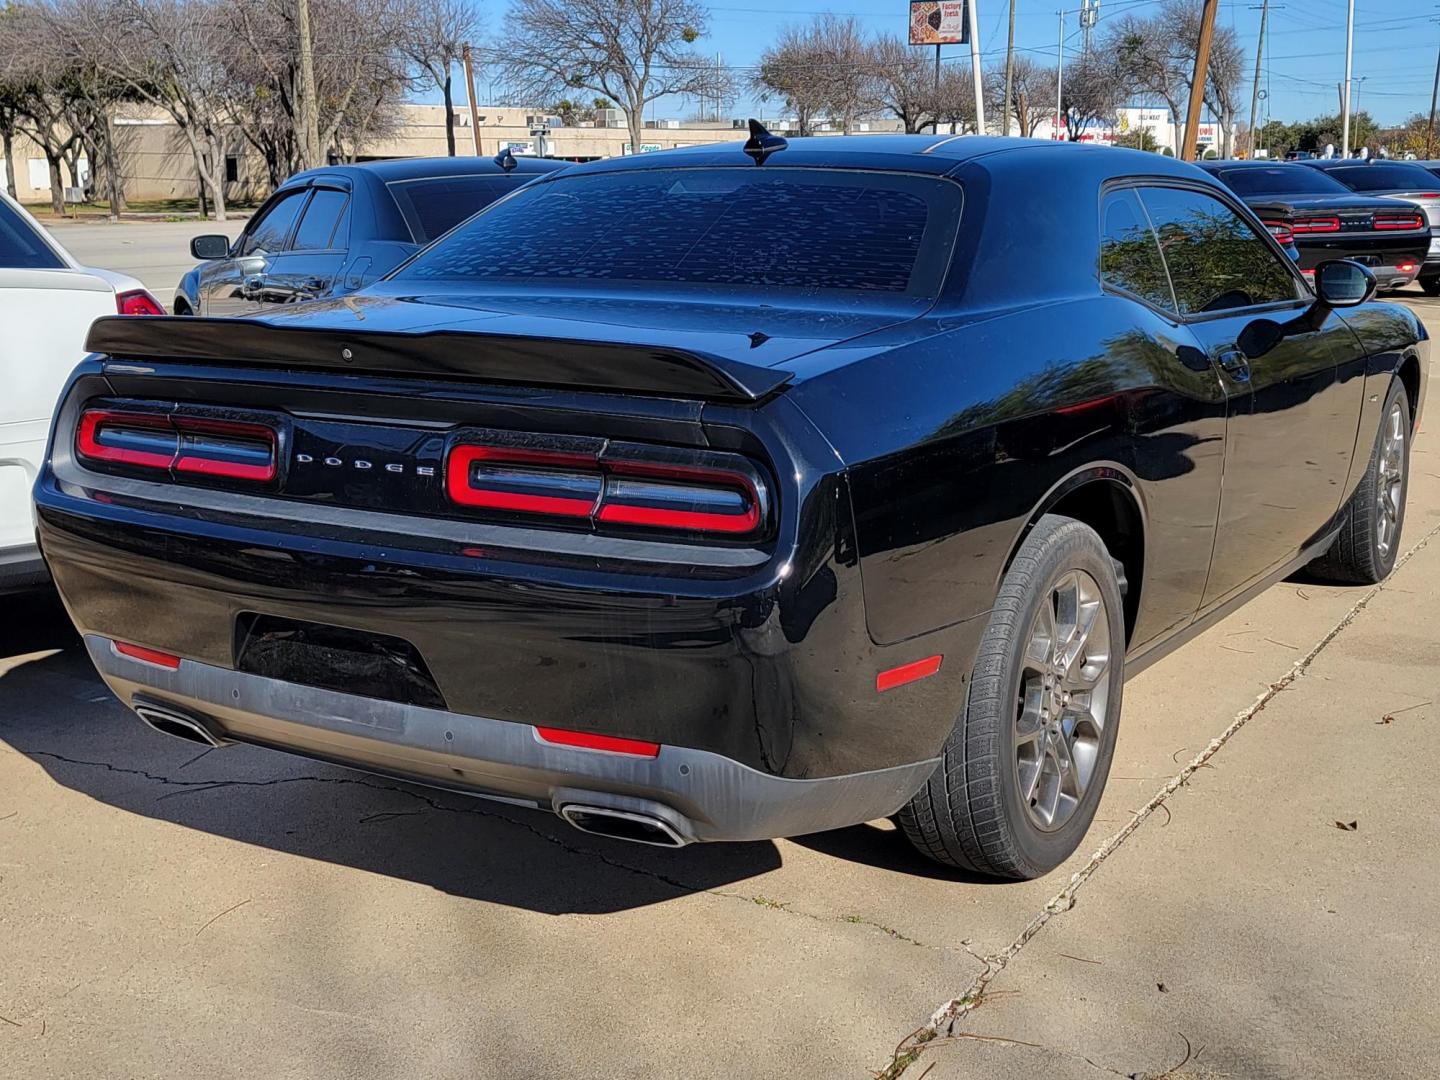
{"left": 897, "top": 515, "right": 1126, "bottom": 880}
{"left": 1308, "top": 379, "right": 1410, "bottom": 585}
{"left": 1420, "top": 276, "right": 1440, "bottom": 297}
{"left": 173, "top": 298, "right": 192, "bottom": 316}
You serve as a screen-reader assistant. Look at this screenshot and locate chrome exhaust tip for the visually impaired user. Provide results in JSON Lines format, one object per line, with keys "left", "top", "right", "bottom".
{"left": 558, "top": 804, "right": 690, "bottom": 848}
{"left": 133, "top": 703, "right": 229, "bottom": 748}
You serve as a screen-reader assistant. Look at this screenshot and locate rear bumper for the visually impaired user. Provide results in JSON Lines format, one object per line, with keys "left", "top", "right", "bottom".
{"left": 87, "top": 634, "right": 938, "bottom": 842}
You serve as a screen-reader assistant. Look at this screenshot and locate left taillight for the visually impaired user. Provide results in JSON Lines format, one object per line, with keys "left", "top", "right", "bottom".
{"left": 77, "top": 407, "right": 278, "bottom": 483}
{"left": 116, "top": 289, "right": 165, "bottom": 316}
{"left": 1292, "top": 216, "right": 1340, "bottom": 234}
{"left": 444, "top": 431, "right": 768, "bottom": 540}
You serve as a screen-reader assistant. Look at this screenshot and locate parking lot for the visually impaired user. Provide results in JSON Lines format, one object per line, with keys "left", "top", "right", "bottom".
{"left": 2, "top": 222, "right": 1438, "bottom": 1079}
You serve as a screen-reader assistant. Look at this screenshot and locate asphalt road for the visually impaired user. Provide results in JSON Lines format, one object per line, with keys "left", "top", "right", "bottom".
{"left": 4, "top": 243, "right": 1439, "bottom": 1077}
{"left": 43, "top": 219, "right": 247, "bottom": 311}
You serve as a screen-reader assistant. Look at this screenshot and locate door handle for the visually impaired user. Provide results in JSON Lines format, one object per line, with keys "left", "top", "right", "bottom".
{"left": 1217, "top": 348, "right": 1251, "bottom": 383}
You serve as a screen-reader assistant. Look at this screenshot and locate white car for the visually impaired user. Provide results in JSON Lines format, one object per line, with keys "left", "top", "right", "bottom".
{"left": 0, "top": 192, "right": 163, "bottom": 591}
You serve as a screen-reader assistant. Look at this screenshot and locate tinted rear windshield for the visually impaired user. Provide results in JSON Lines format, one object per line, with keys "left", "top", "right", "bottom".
{"left": 0, "top": 200, "right": 65, "bottom": 269}
{"left": 1323, "top": 163, "right": 1440, "bottom": 192}
{"left": 388, "top": 175, "right": 528, "bottom": 243}
{"left": 1213, "top": 166, "right": 1349, "bottom": 196}
{"left": 392, "top": 167, "right": 963, "bottom": 304}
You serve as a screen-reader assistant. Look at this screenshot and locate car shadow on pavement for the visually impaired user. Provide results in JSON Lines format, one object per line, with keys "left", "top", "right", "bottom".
{"left": 1, "top": 591, "right": 968, "bottom": 911}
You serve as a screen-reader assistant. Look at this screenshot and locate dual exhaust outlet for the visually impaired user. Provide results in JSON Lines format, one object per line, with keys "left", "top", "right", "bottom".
{"left": 131, "top": 701, "right": 691, "bottom": 847}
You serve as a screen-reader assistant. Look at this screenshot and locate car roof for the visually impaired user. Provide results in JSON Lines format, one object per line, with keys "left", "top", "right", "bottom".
{"left": 1197, "top": 160, "right": 1307, "bottom": 170}
{"left": 282, "top": 155, "right": 569, "bottom": 188}
{"left": 553, "top": 134, "right": 1210, "bottom": 181}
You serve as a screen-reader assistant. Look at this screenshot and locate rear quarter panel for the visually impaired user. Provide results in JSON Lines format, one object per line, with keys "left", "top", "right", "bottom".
{"left": 785, "top": 295, "right": 1229, "bottom": 651}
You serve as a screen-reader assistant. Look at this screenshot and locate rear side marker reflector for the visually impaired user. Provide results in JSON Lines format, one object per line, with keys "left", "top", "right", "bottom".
{"left": 535, "top": 726, "right": 661, "bottom": 757}
{"left": 113, "top": 641, "right": 182, "bottom": 669}
{"left": 78, "top": 408, "right": 277, "bottom": 483}
{"left": 876, "top": 655, "right": 943, "bottom": 693}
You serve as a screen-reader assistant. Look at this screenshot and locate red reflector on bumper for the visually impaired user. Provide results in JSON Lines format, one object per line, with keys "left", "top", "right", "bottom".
{"left": 113, "top": 641, "right": 182, "bottom": 669}
{"left": 535, "top": 726, "right": 661, "bottom": 757}
{"left": 876, "top": 654, "right": 943, "bottom": 692}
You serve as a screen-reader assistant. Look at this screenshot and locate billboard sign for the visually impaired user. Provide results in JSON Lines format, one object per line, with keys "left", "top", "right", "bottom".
{"left": 909, "top": 1, "right": 969, "bottom": 45}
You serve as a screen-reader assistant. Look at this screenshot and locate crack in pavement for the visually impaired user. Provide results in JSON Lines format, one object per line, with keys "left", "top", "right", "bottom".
{"left": 14, "top": 748, "right": 962, "bottom": 959}
{"left": 878, "top": 519, "right": 1440, "bottom": 1079}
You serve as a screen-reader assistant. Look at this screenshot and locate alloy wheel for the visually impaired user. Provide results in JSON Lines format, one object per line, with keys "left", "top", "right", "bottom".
{"left": 1014, "top": 569, "right": 1112, "bottom": 832}
{"left": 1376, "top": 401, "right": 1406, "bottom": 560}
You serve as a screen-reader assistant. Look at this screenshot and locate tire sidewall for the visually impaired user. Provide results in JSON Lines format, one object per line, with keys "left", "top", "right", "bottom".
{"left": 1374, "top": 381, "right": 1411, "bottom": 578}
{"left": 989, "top": 522, "right": 1126, "bottom": 876}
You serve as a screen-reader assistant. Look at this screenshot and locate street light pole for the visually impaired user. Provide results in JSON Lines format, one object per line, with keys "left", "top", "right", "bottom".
{"left": 1341, "top": 0, "right": 1355, "bottom": 157}
{"left": 1003, "top": 0, "right": 1017, "bottom": 136}
{"left": 1056, "top": 9, "right": 1065, "bottom": 141}
{"left": 968, "top": 0, "right": 985, "bottom": 132}
{"left": 1428, "top": 19, "right": 1440, "bottom": 159}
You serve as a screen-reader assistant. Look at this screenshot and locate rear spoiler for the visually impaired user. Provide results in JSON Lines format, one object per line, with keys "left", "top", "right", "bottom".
{"left": 85, "top": 315, "right": 792, "bottom": 404}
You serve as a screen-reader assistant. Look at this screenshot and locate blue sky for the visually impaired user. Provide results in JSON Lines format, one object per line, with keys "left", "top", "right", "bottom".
{"left": 468, "top": 1, "right": 1440, "bottom": 127}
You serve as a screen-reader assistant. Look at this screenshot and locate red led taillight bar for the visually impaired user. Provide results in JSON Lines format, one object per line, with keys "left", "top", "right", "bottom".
{"left": 445, "top": 431, "right": 768, "bottom": 539}
{"left": 77, "top": 407, "right": 278, "bottom": 483}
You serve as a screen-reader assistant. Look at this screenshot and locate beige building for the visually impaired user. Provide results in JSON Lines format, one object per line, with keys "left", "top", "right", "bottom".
{"left": 3, "top": 103, "right": 907, "bottom": 208}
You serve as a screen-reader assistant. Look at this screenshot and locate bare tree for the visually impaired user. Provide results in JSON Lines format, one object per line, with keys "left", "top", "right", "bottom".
{"left": 1061, "top": 51, "right": 1122, "bottom": 143}
{"left": 0, "top": 7, "right": 82, "bottom": 215}
{"left": 983, "top": 55, "right": 1051, "bottom": 137}
{"left": 398, "top": 0, "right": 478, "bottom": 156}
{"left": 865, "top": 35, "right": 934, "bottom": 134}
{"left": 503, "top": 0, "right": 732, "bottom": 159}
{"left": 1108, "top": 12, "right": 1187, "bottom": 147}
{"left": 932, "top": 64, "right": 976, "bottom": 135}
{"left": 753, "top": 22, "right": 830, "bottom": 135}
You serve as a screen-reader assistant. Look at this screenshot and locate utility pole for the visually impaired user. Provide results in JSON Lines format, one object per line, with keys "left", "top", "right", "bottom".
{"left": 1247, "top": 0, "right": 1271, "bottom": 159}
{"left": 1002, "top": 0, "right": 1017, "bottom": 136}
{"left": 1181, "top": 0, "right": 1219, "bottom": 161}
{"left": 462, "top": 44, "right": 483, "bottom": 155}
{"left": 1341, "top": 0, "right": 1355, "bottom": 157}
{"left": 296, "top": 0, "right": 321, "bottom": 168}
{"left": 1428, "top": 18, "right": 1440, "bottom": 158}
{"left": 968, "top": 0, "right": 985, "bottom": 132}
{"left": 1056, "top": 9, "right": 1065, "bottom": 141}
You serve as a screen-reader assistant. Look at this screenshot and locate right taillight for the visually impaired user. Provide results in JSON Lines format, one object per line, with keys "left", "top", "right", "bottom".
{"left": 444, "top": 431, "right": 768, "bottom": 539}
{"left": 1262, "top": 220, "right": 1294, "bottom": 245}
{"left": 1374, "top": 211, "right": 1425, "bottom": 231}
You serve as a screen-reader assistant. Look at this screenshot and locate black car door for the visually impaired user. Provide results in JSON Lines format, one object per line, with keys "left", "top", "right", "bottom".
{"left": 258, "top": 185, "right": 352, "bottom": 304}
{"left": 1135, "top": 184, "right": 1367, "bottom": 607}
{"left": 199, "top": 188, "right": 308, "bottom": 316}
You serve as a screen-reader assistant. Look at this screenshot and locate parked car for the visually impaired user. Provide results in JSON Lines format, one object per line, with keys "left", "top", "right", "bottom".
{"left": 1200, "top": 160, "right": 1429, "bottom": 291}
{"left": 173, "top": 154, "right": 568, "bottom": 316}
{"left": 37, "top": 136, "right": 1426, "bottom": 879}
{"left": 1300, "top": 159, "right": 1440, "bottom": 294}
{"left": 0, "top": 191, "right": 162, "bottom": 592}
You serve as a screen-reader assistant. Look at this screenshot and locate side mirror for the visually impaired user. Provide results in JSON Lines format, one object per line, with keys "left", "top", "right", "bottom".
{"left": 1313, "top": 259, "right": 1376, "bottom": 308}
{"left": 190, "top": 234, "right": 231, "bottom": 260}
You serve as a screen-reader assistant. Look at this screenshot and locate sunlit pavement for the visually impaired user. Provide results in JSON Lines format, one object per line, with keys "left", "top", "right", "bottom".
{"left": 2, "top": 283, "right": 1437, "bottom": 1078}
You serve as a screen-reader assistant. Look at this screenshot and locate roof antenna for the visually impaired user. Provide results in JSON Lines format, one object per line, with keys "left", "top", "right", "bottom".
{"left": 494, "top": 146, "right": 517, "bottom": 172}
{"left": 743, "top": 119, "right": 788, "bottom": 166}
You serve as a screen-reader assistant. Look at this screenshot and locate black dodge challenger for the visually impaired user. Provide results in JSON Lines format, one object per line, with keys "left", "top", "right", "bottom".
{"left": 35, "top": 135, "right": 1427, "bottom": 880}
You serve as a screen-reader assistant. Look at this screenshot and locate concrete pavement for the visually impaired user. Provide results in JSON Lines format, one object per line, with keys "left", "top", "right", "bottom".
{"left": 2, "top": 295, "right": 1437, "bottom": 1078}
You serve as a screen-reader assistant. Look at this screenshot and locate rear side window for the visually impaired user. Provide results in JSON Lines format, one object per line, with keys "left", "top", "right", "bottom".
{"left": 291, "top": 189, "right": 350, "bottom": 251}
{"left": 1324, "top": 163, "right": 1440, "bottom": 192}
{"left": 388, "top": 176, "right": 523, "bottom": 243}
{"left": 242, "top": 190, "right": 307, "bottom": 256}
{"left": 394, "top": 167, "right": 963, "bottom": 304}
{"left": 1099, "top": 188, "right": 1174, "bottom": 311}
{"left": 0, "top": 200, "right": 65, "bottom": 269}
{"left": 1137, "top": 186, "right": 1301, "bottom": 315}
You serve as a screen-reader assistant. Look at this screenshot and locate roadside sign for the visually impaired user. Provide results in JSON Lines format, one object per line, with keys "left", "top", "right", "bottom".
{"left": 909, "top": 1, "right": 969, "bottom": 45}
